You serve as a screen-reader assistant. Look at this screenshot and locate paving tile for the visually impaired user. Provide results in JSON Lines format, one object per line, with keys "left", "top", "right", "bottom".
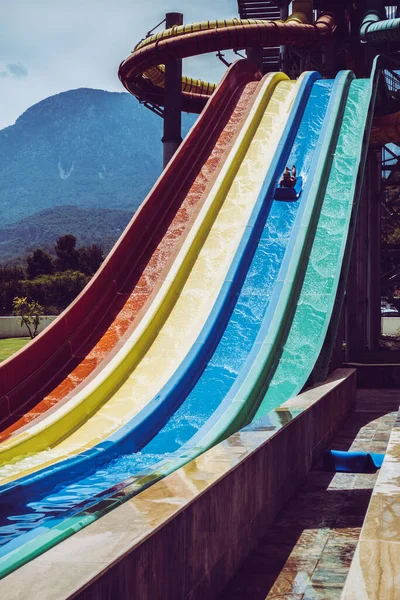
{"left": 340, "top": 489, "right": 373, "bottom": 515}
{"left": 302, "top": 583, "right": 343, "bottom": 600}
{"left": 317, "top": 537, "right": 358, "bottom": 569}
{"left": 266, "top": 595, "right": 303, "bottom": 600}
{"left": 327, "top": 473, "right": 356, "bottom": 490}
{"left": 266, "top": 570, "right": 311, "bottom": 596}
{"left": 352, "top": 473, "right": 380, "bottom": 489}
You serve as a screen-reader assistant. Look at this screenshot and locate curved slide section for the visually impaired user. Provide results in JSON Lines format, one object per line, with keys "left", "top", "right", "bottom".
{"left": 118, "top": 12, "right": 336, "bottom": 112}
{"left": 360, "top": 3, "right": 400, "bottom": 147}
{"left": 360, "top": 1, "right": 400, "bottom": 43}
{"left": 0, "top": 71, "right": 333, "bottom": 575}
{"left": 0, "top": 60, "right": 261, "bottom": 437}
{"left": 0, "top": 73, "right": 298, "bottom": 485}
{"left": 132, "top": 13, "right": 309, "bottom": 97}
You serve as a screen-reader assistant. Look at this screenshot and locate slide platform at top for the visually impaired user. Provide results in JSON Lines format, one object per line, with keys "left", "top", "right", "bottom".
{"left": 0, "top": 60, "right": 261, "bottom": 437}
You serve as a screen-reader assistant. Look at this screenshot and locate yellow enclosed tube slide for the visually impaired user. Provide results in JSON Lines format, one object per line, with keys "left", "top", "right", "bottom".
{"left": 0, "top": 73, "right": 300, "bottom": 484}
{"left": 137, "top": 14, "right": 309, "bottom": 97}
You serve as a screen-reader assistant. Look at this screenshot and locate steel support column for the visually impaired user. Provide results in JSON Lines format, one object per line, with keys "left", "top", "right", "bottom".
{"left": 162, "top": 12, "right": 183, "bottom": 169}
{"left": 345, "top": 150, "right": 382, "bottom": 360}
{"left": 367, "top": 149, "right": 382, "bottom": 351}
{"left": 280, "top": 3, "right": 289, "bottom": 74}
{"left": 246, "top": 46, "right": 263, "bottom": 73}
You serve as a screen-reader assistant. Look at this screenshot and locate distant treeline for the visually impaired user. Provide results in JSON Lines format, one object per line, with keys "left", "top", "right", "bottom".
{"left": 0, "top": 235, "right": 104, "bottom": 315}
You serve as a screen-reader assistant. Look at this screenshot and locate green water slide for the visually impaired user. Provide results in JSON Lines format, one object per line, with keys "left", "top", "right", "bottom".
{"left": 254, "top": 58, "right": 383, "bottom": 418}
{"left": 360, "top": 1, "right": 400, "bottom": 42}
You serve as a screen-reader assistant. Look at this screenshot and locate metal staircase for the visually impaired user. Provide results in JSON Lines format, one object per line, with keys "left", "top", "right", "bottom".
{"left": 237, "top": 1, "right": 281, "bottom": 19}
{"left": 237, "top": 1, "right": 282, "bottom": 71}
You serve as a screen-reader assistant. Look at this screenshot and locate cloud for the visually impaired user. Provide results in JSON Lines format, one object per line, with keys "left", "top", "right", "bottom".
{"left": 7, "top": 63, "right": 28, "bottom": 78}
{"left": 0, "top": 63, "right": 28, "bottom": 78}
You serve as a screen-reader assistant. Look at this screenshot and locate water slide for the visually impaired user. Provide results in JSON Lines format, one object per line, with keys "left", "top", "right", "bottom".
{"left": 0, "top": 68, "right": 342, "bottom": 577}
{"left": 1, "top": 6, "right": 400, "bottom": 579}
{"left": 0, "top": 69, "right": 303, "bottom": 573}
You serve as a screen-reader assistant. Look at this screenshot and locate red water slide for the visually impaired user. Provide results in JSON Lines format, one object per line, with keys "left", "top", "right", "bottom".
{"left": 0, "top": 60, "right": 261, "bottom": 435}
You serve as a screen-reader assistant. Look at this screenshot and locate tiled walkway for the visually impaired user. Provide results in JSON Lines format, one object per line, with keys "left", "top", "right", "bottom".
{"left": 219, "top": 389, "right": 400, "bottom": 600}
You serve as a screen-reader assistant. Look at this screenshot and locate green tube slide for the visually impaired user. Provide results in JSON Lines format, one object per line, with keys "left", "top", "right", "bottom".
{"left": 360, "top": 1, "right": 400, "bottom": 43}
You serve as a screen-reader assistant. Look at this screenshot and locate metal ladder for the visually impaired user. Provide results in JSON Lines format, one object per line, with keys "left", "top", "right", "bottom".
{"left": 237, "top": 1, "right": 281, "bottom": 71}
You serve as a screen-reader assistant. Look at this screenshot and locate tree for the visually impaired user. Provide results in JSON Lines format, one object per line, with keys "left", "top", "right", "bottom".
{"left": 54, "top": 234, "right": 80, "bottom": 272}
{"left": 0, "top": 266, "right": 25, "bottom": 314}
{"left": 78, "top": 244, "right": 104, "bottom": 275}
{"left": 22, "top": 270, "right": 90, "bottom": 313}
{"left": 12, "top": 296, "right": 44, "bottom": 339}
{"left": 26, "top": 248, "right": 54, "bottom": 279}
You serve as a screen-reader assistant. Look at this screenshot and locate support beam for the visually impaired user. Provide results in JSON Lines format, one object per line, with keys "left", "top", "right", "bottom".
{"left": 367, "top": 150, "right": 381, "bottom": 351}
{"left": 345, "top": 151, "right": 382, "bottom": 360}
{"left": 246, "top": 46, "right": 263, "bottom": 73}
{"left": 280, "top": 3, "right": 289, "bottom": 74}
{"left": 162, "top": 12, "right": 183, "bottom": 169}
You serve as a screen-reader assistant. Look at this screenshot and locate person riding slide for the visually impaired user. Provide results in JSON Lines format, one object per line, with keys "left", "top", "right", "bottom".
{"left": 280, "top": 165, "right": 297, "bottom": 188}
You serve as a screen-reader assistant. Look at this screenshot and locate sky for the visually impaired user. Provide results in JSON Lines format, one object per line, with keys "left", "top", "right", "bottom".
{"left": 0, "top": 0, "right": 240, "bottom": 129}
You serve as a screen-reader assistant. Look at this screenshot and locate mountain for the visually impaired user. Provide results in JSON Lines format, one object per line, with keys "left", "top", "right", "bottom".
{"left": 0, "top": 206, "right": 134, "bottom": 263}
{"left": 0, "top": 88, "right": 196, "bottom": 227}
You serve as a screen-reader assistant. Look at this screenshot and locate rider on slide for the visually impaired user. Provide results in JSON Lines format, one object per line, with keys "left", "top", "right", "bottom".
{"left": 280, "top": 165, "right": 297, "bottom": 188}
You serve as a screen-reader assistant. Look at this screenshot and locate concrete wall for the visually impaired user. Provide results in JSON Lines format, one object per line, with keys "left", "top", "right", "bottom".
{"left": 381, "top": 316, "right": 400, "bottom": 336}
{"left": 0, "top": 316, "right": 56, "bottom": 339}
{"left": 0, "top": 369, "right": 356, "bottom": 600}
